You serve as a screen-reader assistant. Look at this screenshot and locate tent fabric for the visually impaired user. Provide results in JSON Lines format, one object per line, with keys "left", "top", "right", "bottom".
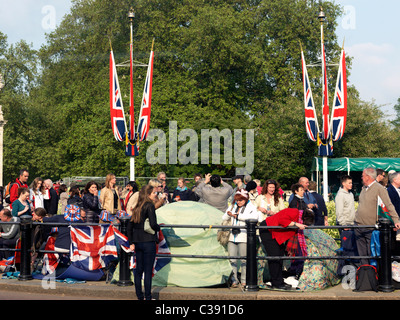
{"left": 297, "top": 229, "right": 341, "bottom": 291}
{"left": 311, "top": 157, "right": 400, "bottom": 173}
{"left": 151, "top": 201, "right": 232, "bottom": 287}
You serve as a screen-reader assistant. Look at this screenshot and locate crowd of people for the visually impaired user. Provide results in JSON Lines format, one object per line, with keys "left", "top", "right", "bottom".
{"left": 0, "top": 167, "right": 399, "bottom": 295}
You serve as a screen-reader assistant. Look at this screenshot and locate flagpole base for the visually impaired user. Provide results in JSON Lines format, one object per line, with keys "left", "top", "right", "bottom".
{"left": 117, "top": 279, "right": 134, "bottom": 287}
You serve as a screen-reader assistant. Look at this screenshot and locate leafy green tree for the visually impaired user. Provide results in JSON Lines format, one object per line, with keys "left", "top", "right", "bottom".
{"left": 1, "top": 0, "right": 397, "bottom": 188}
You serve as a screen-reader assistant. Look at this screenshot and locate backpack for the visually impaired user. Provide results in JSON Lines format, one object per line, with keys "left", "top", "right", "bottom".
{"left": 4, "top": 182, "right": 15, "bottom": 204}
{"left": 354, "top": 264, "right": 378, "bottom": 292}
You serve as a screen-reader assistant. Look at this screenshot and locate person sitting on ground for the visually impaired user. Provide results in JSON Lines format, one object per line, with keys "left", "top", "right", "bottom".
{"left": 0, "top": 209, "right": 20, "bottom": 260}
{"left": 172, "top": 177, "right": 194, "bottom": 202}
{"left": 36, "top": 204, "right": 85, "bottom": 253}
{"left": 31, "top": 207, "right": 51, "bottom": 266}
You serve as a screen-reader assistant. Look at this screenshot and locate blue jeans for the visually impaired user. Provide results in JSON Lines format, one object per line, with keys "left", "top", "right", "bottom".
{"left": 134, "top": 241, "right": 156, "bottom": 300}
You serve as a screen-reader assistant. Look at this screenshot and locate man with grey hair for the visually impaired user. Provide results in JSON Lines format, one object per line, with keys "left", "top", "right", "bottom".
{"left": 355, "top": 167, "right": 400, "bottom": 265}
{"left": 387, "top": 172, "right": 400, "bottom": 218}
{"left": 43, "top": 179, "right": 59, "bottom": 216}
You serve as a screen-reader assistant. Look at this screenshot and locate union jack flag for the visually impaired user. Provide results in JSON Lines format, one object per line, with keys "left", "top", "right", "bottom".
{"left": 42, "top": 236, "right": 59, "bottom": 274}
{"left": 137, "top": 50, "right": 154, "bottom": 142}
{"left": 70, "top": 225, "right": 119, "bottom": 271}
{"left": 301, "top": 50, "right": 319, "bottom": 142}
{"left": 330, "top": 49, "right": 347, "bottom": 141}
{"left": 110, "top": 50, "right": 127, "bottom": 142}
{"left": 112, "top": 226, "right": 133, "bottom": 253}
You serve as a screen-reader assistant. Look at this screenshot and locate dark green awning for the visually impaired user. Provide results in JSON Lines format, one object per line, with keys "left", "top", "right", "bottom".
{"left": 311, "top": 157, "right": 400, "bottom": 173}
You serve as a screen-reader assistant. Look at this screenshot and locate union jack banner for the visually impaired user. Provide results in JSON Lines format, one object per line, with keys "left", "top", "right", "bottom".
{"left": 330, "top": 49, "right": 347, "bottom": 141}
{"left": 42, "top": 236, "right": 59, "bottom": 274}
{"left": 137, "top": 50, "right": 154, "bottom": 141}
{"left": 301, "top": 50, "right": 319, "bottom": 142}
{"left": 112, "top": 226, "right": 133, "bottom": 253}
{"left": 321, "top": 41, "right": 330, "bottom": 141}
{"left": 110, "top": 50, "right": 127, "bottom": 142}
{"left": 70, "top": 225, "right": 119, "bottom": 271}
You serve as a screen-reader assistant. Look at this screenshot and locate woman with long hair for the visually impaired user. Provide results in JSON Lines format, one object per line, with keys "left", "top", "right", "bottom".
{"left": 100, "top": 173, "right": 121, "bottom": 214}
{"left": 255, "top": 179, "right": 285, "bottom": 219}
{"left": 82, "top": 181, "right": 101, "bottom": 223}
{"left": 127, "top": 185, "right": 160, "bottom": 300}
{"left": 29, "top": 177, "right": 45, "bottom": 209}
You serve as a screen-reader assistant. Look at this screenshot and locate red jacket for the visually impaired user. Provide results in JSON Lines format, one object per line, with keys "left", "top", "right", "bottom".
{"left": 265, "top": 208, "right": 300, "bottom": 245}
{"left": 9, "top": 179, "right": 28, "bottom": 209}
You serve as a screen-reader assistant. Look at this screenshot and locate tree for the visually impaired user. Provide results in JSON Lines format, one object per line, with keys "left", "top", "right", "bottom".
{"left": 1, "top": 0, "right": 396, "bottom": 187}
{"left": 0, "top": 33, "right": 39, "bottom": 182}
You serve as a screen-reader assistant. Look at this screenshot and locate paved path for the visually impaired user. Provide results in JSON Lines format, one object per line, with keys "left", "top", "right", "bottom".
{"left": 0, "top": 278, "right": 400, "bottom": 300}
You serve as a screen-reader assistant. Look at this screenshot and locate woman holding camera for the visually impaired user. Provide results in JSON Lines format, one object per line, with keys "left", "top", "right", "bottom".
{"left": 222, "top": 189, "right": 261, "bottom": 287}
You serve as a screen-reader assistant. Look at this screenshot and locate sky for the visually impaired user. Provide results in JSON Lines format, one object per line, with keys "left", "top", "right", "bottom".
{"left": 0, "top": 0, "right": 399, "bottom": 119}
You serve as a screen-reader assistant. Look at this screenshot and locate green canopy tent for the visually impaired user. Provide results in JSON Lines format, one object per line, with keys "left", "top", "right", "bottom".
{"left": 311, "top": 157, "right": 400, "bottom": 198}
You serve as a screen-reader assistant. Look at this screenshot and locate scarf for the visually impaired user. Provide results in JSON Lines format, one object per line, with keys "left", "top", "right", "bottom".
{"left": 124, "top": 191, "right": 132, "bottom": 208}
{"left": 286, "top": 210, "right": 308, "bottom": 257}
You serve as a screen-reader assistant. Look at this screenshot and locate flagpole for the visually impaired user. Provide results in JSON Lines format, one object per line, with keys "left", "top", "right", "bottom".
{"left": 128, "top": 8, "right": 135, "bottom": 181}
{"left": 319, "top": 7, "right": 329, "bottom": 202}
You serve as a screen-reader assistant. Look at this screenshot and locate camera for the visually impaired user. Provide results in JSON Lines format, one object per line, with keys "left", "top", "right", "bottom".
{"left": 231, "top": 228, "right": 241, "bottom": 236}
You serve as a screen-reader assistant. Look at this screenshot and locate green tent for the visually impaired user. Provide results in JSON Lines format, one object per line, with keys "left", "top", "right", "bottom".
{"left": 152, "top": 201, "right": 232, "bottom": 287}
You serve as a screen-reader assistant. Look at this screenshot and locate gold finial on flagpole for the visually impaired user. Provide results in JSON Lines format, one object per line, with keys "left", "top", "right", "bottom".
{"left": 128, "top": 7, "right": 135, "bottom": 22}
{"left": 318, "top": 6, "right": 325, "bottom": 24}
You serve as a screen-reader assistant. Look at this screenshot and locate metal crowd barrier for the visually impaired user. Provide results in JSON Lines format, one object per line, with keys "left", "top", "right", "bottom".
{"left": 0, "top": 216, "right": 396, "bottom": 292}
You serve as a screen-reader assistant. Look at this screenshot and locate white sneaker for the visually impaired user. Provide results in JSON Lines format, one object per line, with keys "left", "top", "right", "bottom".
{"left": 284, "top": 276, "right": 299, "bottom": 288}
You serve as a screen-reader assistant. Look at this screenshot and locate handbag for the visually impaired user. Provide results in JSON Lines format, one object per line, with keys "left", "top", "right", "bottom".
{"left": 217, "top": 218, "right": 231, "bottom": 246}
{"left": 144, "top": 218, "right": 155, "bottom": 235}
